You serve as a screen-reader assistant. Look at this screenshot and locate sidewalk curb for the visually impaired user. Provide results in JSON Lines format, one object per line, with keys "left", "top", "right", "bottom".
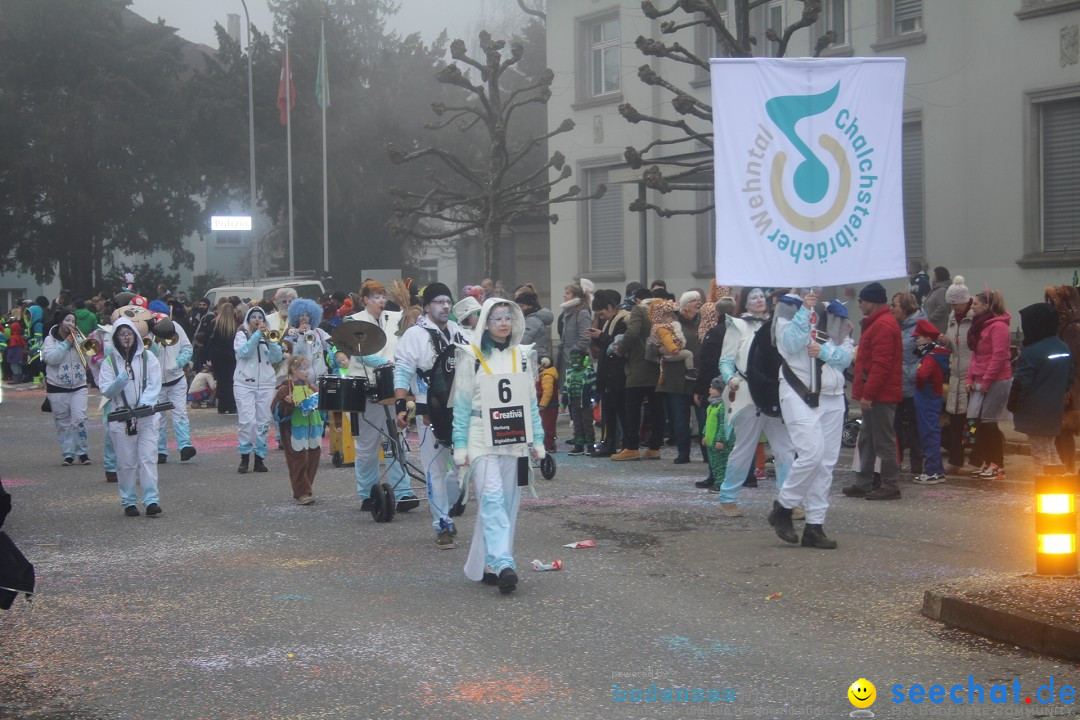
{"left": 921, "top": 589, "right": 1080, "bottom": 661}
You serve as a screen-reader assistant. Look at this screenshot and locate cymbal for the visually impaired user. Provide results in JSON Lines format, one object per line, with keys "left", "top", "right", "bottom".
{"left": 332, "top": 320, "right": 386, "bottom": 356}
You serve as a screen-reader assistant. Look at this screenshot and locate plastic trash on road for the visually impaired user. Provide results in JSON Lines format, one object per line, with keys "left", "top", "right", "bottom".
{"left": 531, "top": 559, "right": 564, "bottom": 571}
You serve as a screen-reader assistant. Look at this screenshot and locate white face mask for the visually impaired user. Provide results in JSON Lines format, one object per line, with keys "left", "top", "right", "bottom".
{"left": 747, "top": 289, "right": 767, "bottom": 314}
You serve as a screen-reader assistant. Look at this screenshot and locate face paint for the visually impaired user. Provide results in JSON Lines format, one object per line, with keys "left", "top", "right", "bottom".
{"left": 249, "top": 310, "right": 264, "bottom": 325}
{"left": 487, "top": 307, "right": 514, "bottom": 328}
{"left": 116, "top": 326, "right": 136, "bottom": 348}
{"left": 747, "top": 289, "right": 767, "bottom": 314}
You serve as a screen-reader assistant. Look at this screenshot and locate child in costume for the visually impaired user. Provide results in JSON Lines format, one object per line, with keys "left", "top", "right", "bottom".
{"left": 703, "top": 377, "right": 732, "bottom": 490}
{"left": 452, "top": 299, "right": 545, "bottom": 595}
{"left": 561, "top": 349, "right": 596, "bottom": 455}
{"left": 536, "top": 355, "right": 559, "bottom": 453}
{"left": 188, "top": 363, "right": 217, "bottom": 408}
{"left": 649, "top": 299, "right": 694, "bottom": 380}
{"left": 912, "top": 319, "right": 952, "bottom": 484}
{"left": 273, "top": 355, "right": 323, "bottom": 505}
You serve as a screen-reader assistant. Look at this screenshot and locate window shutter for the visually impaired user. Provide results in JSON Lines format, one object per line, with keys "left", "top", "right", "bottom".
{"left": 1042, "top": 98, "right": 1080, "bottom": 252}
{"left": 588, "top": 170, "right": 623, "bottom": 272}
{"left": 894, "top": 0, "right": 922, "bottom": 22}
{"left": 902, "top": 122, "right": 925, "bottom": 262}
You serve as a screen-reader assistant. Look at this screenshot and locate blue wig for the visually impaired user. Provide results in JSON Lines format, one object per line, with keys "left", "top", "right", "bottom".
{"left": 288, "top": 298, "right": 323, "bottom": 328}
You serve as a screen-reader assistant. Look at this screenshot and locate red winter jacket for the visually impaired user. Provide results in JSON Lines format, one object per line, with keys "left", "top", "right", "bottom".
{"left": 853, "top": 305, "right": 903, "bottom": 403}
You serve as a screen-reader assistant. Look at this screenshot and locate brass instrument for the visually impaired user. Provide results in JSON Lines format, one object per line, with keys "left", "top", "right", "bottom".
{"left": 157, "top": 334, "right": 179, "bottom": 347}
{"left": 303, "top": 330, "right": 318, "bottom": 345}
{"left": 266, "top": 328, "right": 283, "bottom": 343}
{"left": 70, "top": 328, "right": 99, "bottom": 366}
{"left": 143, "top": 336, "right": 153, "bottom": 350}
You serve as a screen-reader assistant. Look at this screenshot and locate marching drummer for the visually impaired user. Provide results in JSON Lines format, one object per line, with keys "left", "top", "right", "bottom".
{"left": 337, "top": 280, "right": 416, "bottom": 512}
{"left": 98, "top": 317, "right": 164, "bottom": 517}
{"left": 394, "top": 283, "right": 468, "bottom": 549}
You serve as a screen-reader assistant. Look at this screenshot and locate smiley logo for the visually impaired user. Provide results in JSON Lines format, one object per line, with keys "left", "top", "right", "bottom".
{"left": 848, "top": 678, "right": 876, "bottom": 708}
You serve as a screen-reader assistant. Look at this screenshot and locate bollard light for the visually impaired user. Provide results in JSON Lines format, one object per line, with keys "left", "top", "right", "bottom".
{"left": 1035, "top": 467, "right": 1078, "bottom": 576}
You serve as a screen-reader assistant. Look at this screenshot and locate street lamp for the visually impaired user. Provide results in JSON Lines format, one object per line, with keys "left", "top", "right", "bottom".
{"left": 240, "top": 0, "right": 258, "bottom": 280}
{"left": 1035, "top": 467, "right": 1077, "bottom": 576}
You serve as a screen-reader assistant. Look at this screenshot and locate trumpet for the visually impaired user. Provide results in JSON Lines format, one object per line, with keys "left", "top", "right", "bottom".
{"left": 303, "top": 330, "right": 318, "bottom": 345}
{"left": 266, "top": 328, "right": 283, "bottom": 343}
{"left": 143, "top": 336, "right": 153, "bottom": 350}
{"left": 157, "top": 334, "right": 179, "bottom": 347}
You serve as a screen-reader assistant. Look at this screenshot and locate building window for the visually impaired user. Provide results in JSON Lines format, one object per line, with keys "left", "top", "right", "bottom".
{"left": 894, "top": 0, "right": 923, "bottom": 34}
{"left": 1040, "top": 96, "right": 1080, "bottom": 252}
{"left": 902, "top": 119, "right": 925, "bottom": 263}
{"left": 824, "top": 0, "right": 848, "bottom": 46}
{"left": 765, "top": 1, "right": 785, "bottom": 57}
{"left": 585, "top": 169, "right": 623, "bottom": 273}
{"left": 588, "top": 17, "right": 620, "bottom": 97}
{"left": 696, "top": 190, "right": 716, "bottom": 274}
{"left": 216, "top": 231, "right": 242, "bottom": 246}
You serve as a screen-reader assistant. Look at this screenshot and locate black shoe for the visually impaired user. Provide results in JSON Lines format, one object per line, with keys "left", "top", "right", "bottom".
{"left": 800, "top": 523, "right": 837, "bottom": 549}
{"left": 78, "top": 454, "right": 91, "bottom": 465}
{"left": 564, "top": 438, "right": 576, "bottom": 446}
{"left": 180, "top": 446, "right": 196, "bottom": 462}
{"left": 61, "top": 456, "right": 74, "bottom": 466}
{"left": 497, "top": 568, "right": 518, "bottom": 595}
{"left": 360, "top": 498, "right": 373, "bottom": 511}
{"left": 253, "top": 456, "right": 268, "bottom": 473}
{"left": 592, "top": 444, "right": 614, "bottom": 458}
{"left": 481, "top": 572, "right": 499, "bottom": 586}
{"left": 695, "top": 477, "right": 716, "bottom": 489}
{"left": 768, "top": 500, "right": 799, "bottom": 544}
{"left": 237, "top": 454, "right": 250, "bottom": 474}
{"left": 841, "top": 485, "right": 867, "bottom": 498}
{"left": 105, "top": 471, "right": 118, "bottom": 483}
{"left": 157, "top": 454, "right": 167, "bottom": 465}
{"left": 568, "top": 445, "right": 585, "bottom": 456}
{"left": 865, "top": 487, "right": 901, "bottom": 501}
{"left": 449, "top": 499, "right": 467, "bottom": 518}
{"left": 145, "top": 503, "right": 162, "bottom": 517}
{"left": 124, "top": 505, "right": 140, "bottom": 517}
{"left": 396, "top": 495, "right": 420, "bottom": 513}
{"left": 673, "top": 455, "right": 691, "bottom": 465}
{"left": 743, "top": 476, "right": 758, "bottom": 488}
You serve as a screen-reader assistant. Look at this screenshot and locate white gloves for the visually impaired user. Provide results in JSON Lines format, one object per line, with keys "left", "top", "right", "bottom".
{"left": 532, "top": 443, "right": 546, "bottom": 460}
{"left": 453, "top": 447, "right": 468, "bottom": 466}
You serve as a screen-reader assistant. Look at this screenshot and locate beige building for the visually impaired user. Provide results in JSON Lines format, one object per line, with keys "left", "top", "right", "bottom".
{"left": 546, "top": 0, "right": 1080, "bottom": 310}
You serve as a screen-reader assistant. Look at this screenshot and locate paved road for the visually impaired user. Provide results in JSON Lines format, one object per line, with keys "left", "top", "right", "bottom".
{"left": 0, "top": 385, "right": 1075, "bottom": 720}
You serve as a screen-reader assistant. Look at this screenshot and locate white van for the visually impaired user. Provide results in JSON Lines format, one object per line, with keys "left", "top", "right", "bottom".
{"left": 203, "top": 278, "right": 325, "bottom": 306}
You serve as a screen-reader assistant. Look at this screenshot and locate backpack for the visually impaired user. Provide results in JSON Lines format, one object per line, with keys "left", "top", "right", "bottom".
{"left": 421, "top": 328, "right": 459, "bottom": 447}
{"left": 745, "top": 318, "right": 783, "bottom": 418}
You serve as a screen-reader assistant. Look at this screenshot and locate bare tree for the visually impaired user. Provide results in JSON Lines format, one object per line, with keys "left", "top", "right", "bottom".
{"left": 621, "top": 0, "right": 834, "bottom": 218}
{"left": 388, "top": 30, "right": 601, "bottom": 280}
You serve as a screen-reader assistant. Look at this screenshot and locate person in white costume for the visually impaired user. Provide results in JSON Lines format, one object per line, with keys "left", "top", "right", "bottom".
{"left": 98, "top": 318, "right": 163, "bottom": 517}
{"left": 234, "top": 306, "right": 283, "bottom": 473}
{"left": 393, "top": 283, "right": 467, "bottom": 548}
{"left": 151, "top": 318, "right": 196, "bottom": 464}
{"left": 41, "top": 311, "right": 90, "bottom": 466}
{"left": 715, "top": 288, "right": 796, "bottom": 517}
{"left": 452, "top": 299, "right": 545, "bottom": 594}
{"left": 341, "top": 281, "right": 415, "bottom": 511}
{"left": 769, "top": 293, "right": 853, "bottom": 548}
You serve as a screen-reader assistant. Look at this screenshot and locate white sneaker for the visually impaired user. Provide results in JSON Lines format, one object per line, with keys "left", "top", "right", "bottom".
{"left": 913, "top": 473, "right": 944, "bottom": 485}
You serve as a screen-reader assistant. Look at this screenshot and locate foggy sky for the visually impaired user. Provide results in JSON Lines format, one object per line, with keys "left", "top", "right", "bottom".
{"left": 128, "top": 0, "right": 517, "bottom": 51}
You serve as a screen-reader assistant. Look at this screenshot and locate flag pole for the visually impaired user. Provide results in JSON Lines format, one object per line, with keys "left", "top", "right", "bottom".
{"left": 320, "top": 19, "right": 329, "bottom": 274}
{"left": 286, "top": 34, "right": 295, "bottom": 276}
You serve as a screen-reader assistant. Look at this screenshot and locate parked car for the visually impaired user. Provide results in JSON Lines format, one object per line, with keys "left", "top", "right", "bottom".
{"left": 204, "top": 278, "right": 325, "bottom": 306}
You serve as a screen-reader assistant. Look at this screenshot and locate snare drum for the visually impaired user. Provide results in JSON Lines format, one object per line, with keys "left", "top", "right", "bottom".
{"left": 373, "top": 364, "right": 397, "bottom": 405}
{"left": 318, "top": 375, "right": 367, "bottom": 413}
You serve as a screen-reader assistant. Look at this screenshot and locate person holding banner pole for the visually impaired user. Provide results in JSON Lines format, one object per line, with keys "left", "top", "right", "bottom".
{"left": 451, "top": 299, "right": 545, "bottom": 595}
{"left": 769, "top": 292, "right": 853, "bottom": 548}
{"left": 715, "top": 288, "right": 796, "bottom": 518}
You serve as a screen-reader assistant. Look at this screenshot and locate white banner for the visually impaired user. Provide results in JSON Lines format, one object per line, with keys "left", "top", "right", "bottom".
{"left": 710, "top": 57, "right": 907, "bottom": 287}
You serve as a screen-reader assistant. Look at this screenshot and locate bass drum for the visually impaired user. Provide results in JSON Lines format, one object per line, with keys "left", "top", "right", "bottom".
{"left": 372, "top": 364, "right": 398, "bottom": 405}
{"left": 318, "top": 375, "right": 367, "bottom": 413}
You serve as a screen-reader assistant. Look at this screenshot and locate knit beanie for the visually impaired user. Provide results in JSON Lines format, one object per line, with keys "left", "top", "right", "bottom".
{"left": 421, "top": 282, "right": 453, "bottom": 307}
{"left": 710, "top": 376, "right": 726, "bottom": 392}
{"left": 857, "top": 282, "right": 887, "bottom": 304}
{"left": 944, "top": 275, "right": 970, "bottom": 304}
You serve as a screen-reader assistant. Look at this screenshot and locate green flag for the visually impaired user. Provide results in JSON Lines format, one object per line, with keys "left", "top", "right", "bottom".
{"left": 316, "top": 24, "right": 330, "bottom": 109}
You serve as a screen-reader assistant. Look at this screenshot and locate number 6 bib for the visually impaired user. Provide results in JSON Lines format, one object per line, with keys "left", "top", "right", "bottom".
{"left": 476, "top": 351, "right": 534, "bottom": 447}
